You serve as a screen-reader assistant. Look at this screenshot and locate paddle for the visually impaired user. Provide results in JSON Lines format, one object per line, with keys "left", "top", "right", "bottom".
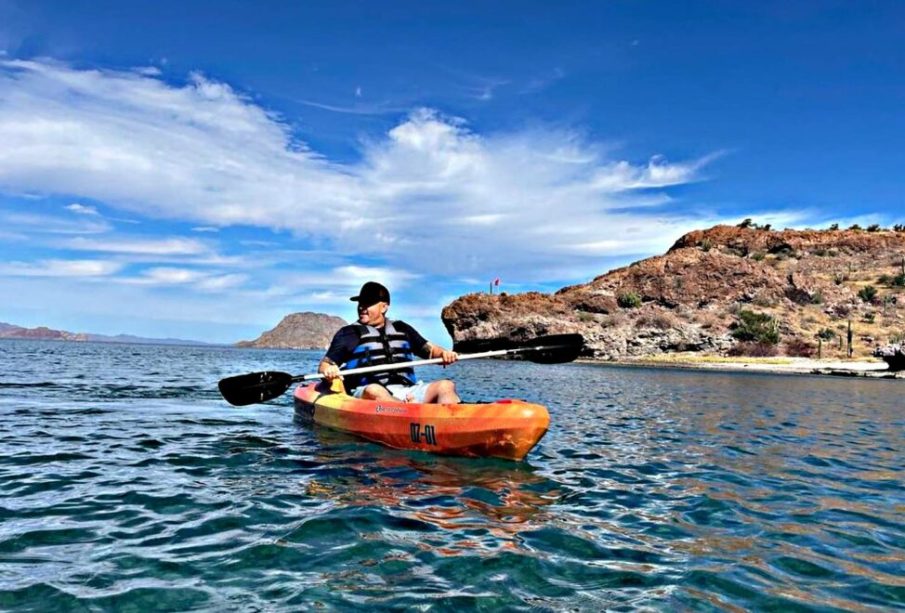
{"left": 218, "top": 333, "right": 584, "bottom": 406}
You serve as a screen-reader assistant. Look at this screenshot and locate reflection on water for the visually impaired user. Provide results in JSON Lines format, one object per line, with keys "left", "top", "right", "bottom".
{"left": 303, "top": 427, "right": 561, "bottom": 550}
{"left": 0, "top": 340, "right": 902, "bottom": 610}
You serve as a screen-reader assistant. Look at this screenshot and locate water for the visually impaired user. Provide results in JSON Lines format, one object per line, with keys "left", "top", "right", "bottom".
{"left": 0, "top": 340, "right": 902, "bottom": 611}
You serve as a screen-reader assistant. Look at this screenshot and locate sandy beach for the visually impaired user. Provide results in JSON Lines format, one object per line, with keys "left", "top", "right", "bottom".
{"left": 589, "top": 355, "right": 903, "bottom": 379}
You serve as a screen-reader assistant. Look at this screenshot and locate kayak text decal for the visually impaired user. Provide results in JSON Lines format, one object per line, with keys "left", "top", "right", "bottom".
{"left": 375, "top": 404, "right": 406, "bottom": 414}
{"left": 410, "top": 423, "right": 437, "bottom": 445}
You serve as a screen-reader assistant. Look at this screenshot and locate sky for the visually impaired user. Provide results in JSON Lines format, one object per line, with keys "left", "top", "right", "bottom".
{"left": 1, "top": 1, "right": 903, "bottom": 344}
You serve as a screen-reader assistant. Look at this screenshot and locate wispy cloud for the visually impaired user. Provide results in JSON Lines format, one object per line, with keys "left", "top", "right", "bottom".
{"left": 0, "top": 210, "right": 111, "bottom": 234}
{"left": 66, "top": 203, "right": 99, "bottom": 215}
{"left": 0, "top": 259, "right": 123, "bottom": 277}
{"left": 295, "top": 98, "right": 407, "bottom": 115}
{"left": 521, "top": 67, "right": 565, "bottom": 94}
{"left": 63, "top": 236, "right": 211, "bottom": 256}
{"left": 0, "top": 58, "right": 735, "bottom": 287}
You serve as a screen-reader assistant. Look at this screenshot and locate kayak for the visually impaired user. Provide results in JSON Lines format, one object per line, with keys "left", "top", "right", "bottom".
{"left": 292, "top": 381, "right": 550, "bottom": 461}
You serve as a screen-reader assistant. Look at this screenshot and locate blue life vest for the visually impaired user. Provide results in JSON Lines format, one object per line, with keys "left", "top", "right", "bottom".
{"left": 343, "top": 320, "right": 418, "bottom": 390}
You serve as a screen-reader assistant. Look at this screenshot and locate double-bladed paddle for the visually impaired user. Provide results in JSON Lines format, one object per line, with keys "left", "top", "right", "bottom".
{"left": 218, "top": 333, "right": 584, "bottom": 406}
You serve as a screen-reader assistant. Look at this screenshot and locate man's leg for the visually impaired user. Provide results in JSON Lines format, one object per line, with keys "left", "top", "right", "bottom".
{"left": 359, "top": 384, "right": 394, "bottom": 400}
{"left": 422, "top": 379, "right": 460, "bottom": 404}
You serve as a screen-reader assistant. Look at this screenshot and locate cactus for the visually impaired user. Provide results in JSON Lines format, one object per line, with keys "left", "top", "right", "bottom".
{"left": 847, "top": 319, "right": 853, "bottom": 358}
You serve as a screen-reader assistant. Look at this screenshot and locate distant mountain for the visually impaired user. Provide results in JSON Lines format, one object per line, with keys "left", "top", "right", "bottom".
{"left": 0, "top": 322, "right": 210, "bottom": 346}
{"left": 237, "top": 312, "right": 347, "bottom": 349}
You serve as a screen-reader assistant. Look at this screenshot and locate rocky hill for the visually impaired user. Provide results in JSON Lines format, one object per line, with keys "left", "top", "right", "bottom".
{"left": 0, "top": 322, "right": 88, "bottom": 341}
{"left": 237, "top": 312, "right": 347, "bottom": 349}
{"left": 442, "top": 224, "right": 905, "bottom": 361}
{"left": 0, "top": 322, "right": 209, "bottom": 345}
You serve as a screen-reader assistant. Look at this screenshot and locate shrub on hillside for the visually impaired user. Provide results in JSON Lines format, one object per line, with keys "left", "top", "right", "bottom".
{"left": 728, "top": 341, "right": 779, "bottom": 357}
{"left": 633, "top": 311, "right": 677, "bottom": 330}
{"left": 817, "top": 327, "right": 836, "bottom": 340}
{"left": 785, "top": 338, "right": 816, "bottom": 357}
{"left": 858, "top": 285, "right": 878, "bottom": 303}
{"left": 731, "top": 310, "right": 780, "bottom": 344}
{"left": 617, "top": 291, "right": 642, "bottom": 309}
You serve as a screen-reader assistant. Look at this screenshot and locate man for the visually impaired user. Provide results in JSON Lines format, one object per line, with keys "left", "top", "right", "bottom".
{"left": 318, "top": 281, "right": 460, "bottom": 404}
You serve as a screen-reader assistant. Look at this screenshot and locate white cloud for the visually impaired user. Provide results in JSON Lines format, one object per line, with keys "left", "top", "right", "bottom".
{"left": 0, "top": 259, "right": 122, "bottom": 277}
{"left": 0, "top": 59, "right": 732, "bottom": 284}
{"left": 0, "top": 210, "right": 111, "bottom": 234}
{"left": 118, "top": 267, "right": 248, "bottom": 291}
{"left": 66, "top": 203, "right": 99, "bottom": 215}
{"left": 63, "top": 236, "right": 211, "bottom": 256}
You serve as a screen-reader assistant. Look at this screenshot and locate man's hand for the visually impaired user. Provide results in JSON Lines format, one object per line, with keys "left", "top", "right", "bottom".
{"left": 320, "top": 361, "right": 343, "bottom": 381}
{"left": 439, "top": 349, "right": 458, "bottom": 366}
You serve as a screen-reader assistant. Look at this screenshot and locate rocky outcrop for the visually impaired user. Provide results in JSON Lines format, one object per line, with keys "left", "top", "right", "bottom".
{"left": 874, "top": 344, "right": 905, "bottom": 371}
{"left": 442, "top": 225, "right": 905, "bottom": 360}
{"left": 237, "top": 312, "right": 346, "bottom": 349}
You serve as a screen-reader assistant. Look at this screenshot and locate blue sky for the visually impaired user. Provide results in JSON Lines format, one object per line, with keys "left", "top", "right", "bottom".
{"left": 1, "top": 1, "right": 903, "bottom": 344}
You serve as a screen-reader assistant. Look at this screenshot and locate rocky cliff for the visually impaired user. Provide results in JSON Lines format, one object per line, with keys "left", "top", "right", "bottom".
{"left": 237, "top": 312, "right": 347, "bottom": 349}
{"left": 442, "top": 224, "right": 905, "bottom": 360}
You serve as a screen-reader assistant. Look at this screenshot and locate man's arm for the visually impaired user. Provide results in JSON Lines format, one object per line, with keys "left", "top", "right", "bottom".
{"left": 396, "top": 320, "right": 458, "bottom": 365}
{"left": 319, "top": 327, "right": 357, "bottom": 381}
{"left": 424, "top": 341, "right": 458, "bottom": 365}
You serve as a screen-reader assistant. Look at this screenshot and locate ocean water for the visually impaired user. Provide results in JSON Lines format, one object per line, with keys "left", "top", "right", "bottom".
{"left": 0, "top": 339, "right": 902, "bottom": 611}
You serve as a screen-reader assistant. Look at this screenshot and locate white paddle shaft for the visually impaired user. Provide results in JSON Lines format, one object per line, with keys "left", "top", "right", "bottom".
{"left": 299, "top": 343, "right": 564, "bottom": 381}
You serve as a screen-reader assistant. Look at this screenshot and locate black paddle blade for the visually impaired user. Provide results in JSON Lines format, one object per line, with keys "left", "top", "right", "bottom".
{"left": 454, "top": 333, "right": 585, "bottom": 364}
{"left": 218, "top": 371, "right": 295, "bottom": 406}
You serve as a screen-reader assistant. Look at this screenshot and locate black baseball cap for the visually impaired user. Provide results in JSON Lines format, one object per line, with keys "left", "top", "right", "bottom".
{"left": 350, "top": 281, "right": 390, "bottom": 306}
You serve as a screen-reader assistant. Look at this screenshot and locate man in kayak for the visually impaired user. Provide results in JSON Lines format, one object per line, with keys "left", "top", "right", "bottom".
{"left": 318, "top": 281, "right": 461, "bottom": 404}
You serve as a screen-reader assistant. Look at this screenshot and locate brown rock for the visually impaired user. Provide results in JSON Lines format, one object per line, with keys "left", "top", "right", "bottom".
{"left": 237, "top": 312, "right": 347, "bottom": 349}
{"left": 442, "top": 224, "right": 905, "bottom": 360}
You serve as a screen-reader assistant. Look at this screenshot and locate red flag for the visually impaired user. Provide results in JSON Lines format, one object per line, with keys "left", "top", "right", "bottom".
{"left": 493, "top": 277, "right": 501, "bottom": 286}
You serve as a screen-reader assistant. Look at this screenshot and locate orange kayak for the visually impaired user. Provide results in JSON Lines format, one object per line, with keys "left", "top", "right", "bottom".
{"left": 292, "top": 381, "right": 550, "bottom": 461}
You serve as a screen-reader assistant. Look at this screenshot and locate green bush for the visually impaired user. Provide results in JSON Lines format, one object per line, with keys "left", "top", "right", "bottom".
{"left": 731, "top": 310, "right": 780, "bottom": 344}
{"left": 867, "top": 224, "right": 882, "bottom": 232}
{"left": 617, "top": 291, "right": 642, "bottom": 309}
{"left": 894, "top": 274, "right": 905, "bottom": 287}
{"left": 858, "top": 285, "right": 878, "bottom": 303}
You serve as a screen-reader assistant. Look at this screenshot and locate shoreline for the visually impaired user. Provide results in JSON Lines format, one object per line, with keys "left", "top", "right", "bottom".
{"left": 577, "top": 355, "right": 903, "bottom": 379}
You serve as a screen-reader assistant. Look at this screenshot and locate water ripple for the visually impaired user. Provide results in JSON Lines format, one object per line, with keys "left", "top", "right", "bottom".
{"left": 0, "top": 340, "right": 902, "bottom": 610}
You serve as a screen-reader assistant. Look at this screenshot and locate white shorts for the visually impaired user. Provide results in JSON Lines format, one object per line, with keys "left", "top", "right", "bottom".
{"left": 352, "top": 380, "right": 430, "bottom": 403}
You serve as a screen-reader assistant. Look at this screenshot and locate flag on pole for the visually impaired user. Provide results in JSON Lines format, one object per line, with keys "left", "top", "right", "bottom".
{"left": 493, "top": 277, "right": 501, "bottom": 287}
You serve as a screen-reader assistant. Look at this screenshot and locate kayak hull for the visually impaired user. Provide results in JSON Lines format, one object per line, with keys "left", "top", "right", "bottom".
{"left": 292, "top": 382, "right": 549, "bottom": 461}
